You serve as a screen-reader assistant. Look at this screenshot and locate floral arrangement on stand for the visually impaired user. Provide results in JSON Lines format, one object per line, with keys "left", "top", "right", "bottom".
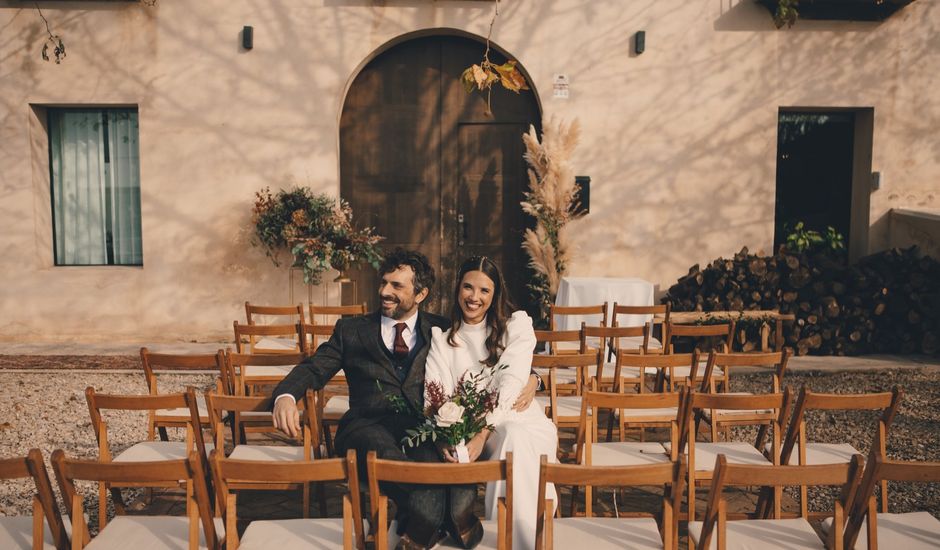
{"left": 520, "top": 117, "right": 584, "bottom": 325}
{"left": 252, "top": 186, "right": 384, "bottom": 285}
{"left": 388, "top": 366, "right": 504, "bottom": 463}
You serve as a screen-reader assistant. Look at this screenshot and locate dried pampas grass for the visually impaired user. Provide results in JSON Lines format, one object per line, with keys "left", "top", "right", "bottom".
{"left": 520, "top": 116, "right": 582, "bottom": 322}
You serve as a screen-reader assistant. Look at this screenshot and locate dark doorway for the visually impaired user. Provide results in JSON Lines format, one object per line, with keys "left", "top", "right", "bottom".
{"left": 773, "top": 111, "right": 856, "bottom": 252}
{"left": 340, "top": 34, "right": 541, "bottom": 314}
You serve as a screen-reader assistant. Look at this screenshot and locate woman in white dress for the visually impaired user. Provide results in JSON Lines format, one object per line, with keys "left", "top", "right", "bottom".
{"left": 425, "top": 256, "right": 558, "bottom": 550}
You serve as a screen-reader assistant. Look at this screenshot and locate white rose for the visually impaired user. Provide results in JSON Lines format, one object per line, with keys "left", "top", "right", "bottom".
{"left": 435, "top": 401, "right": 465, "bottom": 428}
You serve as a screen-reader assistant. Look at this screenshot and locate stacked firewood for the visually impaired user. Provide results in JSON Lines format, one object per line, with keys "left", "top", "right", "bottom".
{"left": 663, "top": 246, "right": 940, "bottom": 356}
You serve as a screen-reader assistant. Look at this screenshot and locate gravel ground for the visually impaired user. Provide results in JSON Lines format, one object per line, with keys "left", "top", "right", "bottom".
{"left": 1, "top": 356, "right": 938, "bottom": 526}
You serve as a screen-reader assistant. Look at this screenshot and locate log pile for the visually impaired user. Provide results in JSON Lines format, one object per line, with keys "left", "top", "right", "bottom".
{"left": 663, "top": 246, "right": 940, "bottom": 356}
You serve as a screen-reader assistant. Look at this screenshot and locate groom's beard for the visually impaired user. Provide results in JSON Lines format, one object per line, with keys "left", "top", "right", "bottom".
{"left": 381, "top": 295, "right": 415, "bottom": 319}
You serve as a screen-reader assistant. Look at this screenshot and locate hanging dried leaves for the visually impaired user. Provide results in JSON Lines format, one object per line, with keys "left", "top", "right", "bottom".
{"left": 461, "top": 0, "right": 530, "bottom": 115}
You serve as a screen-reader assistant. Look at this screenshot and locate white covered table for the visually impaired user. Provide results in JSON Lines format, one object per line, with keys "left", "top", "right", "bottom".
{"left": 554, "top": 277, "right": 655, "bottom": 330}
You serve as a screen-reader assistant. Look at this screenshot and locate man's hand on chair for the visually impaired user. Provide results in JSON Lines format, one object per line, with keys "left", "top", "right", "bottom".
{"left": 272, "top": 395, "right": 301, "bottom": 438}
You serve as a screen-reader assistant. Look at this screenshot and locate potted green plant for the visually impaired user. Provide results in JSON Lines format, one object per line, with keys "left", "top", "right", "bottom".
{"left": 252, "top": 186, "right": 384, "bottom": 285}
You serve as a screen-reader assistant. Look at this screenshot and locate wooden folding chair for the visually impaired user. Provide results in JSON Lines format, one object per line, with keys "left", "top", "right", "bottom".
{"left": 225, "top": 350, "right": 305, "bottom": 396}
{"left": 84, "top": 388, "right": 213, "bottom": 531}
{"left": 205, "top": 391, "right": 319, "bottom": 517}
{"left": 533, "top": 328, "right": 584, "bottom": 395}
{"left": 233, "top": 321, "right": 305, "bottom": 355}
{"left": 582, "top": 323, "right": 649, "bottom": 393}
{"left": 299, "top": 322, "right": 351, "bottom": 457}
{"left": 211, "top": 448, "right": 364, "bottom": 549}
{"left": 532, "top": 353, "right": 598, "bottom": 431}
{"left": 367, "top": 452, "right": 513, "bottom": 550}
{"left": 244, "top": 303, "right": 306, "bottom": 351}
{"left": 0, "top": 449, "right": 69, "bottom": 550}
{"left": 779, "top": 387, "right": 902, "bottom": 520}
{"left": 611, "top": 302, "right": 670, "bottom": 355}
{"left": 683, "top": 390, "right": 791, "bottom": 523}
{"left": 843, "top": 455, "right": 940, "bottom": 550}
{"left": 663, "top": 322, "right": 735, "bottom": 391}
{"left": 139, "top": 348, "right": 223, "bottom": 440}
{"left": 51, "top": 449, "right": 219, "bottom": 550}
{"left": 307, "top": 304, "right": 366, "bottom": 350}
{"left": 536, "top": 455, "right": 686, "bottom": 550}
{"left": 689, "top": 454, "right": 864, "bottom": 550}
{"left": 698, "top": 350, "right": 791, "bottom": 442}
{"left": 549, "top": 302, "right": 607, "bottom": 354}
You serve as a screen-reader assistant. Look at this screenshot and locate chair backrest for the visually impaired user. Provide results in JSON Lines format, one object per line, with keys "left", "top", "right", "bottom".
{"left": 531, "top": 353, "right": 599, "bottom": 423}
{"left": 534, "top": 328, "right": 583, "bottom": 355}
{"left": 302, "top": 323, "right": 338, "bottom": 353}
{"left": 308, "top": 303, "right": 367, "bottom": 326}
{"left": 615, "top": 351, "right": 700, "bottom": 392}
{"left": 245, "top": 302, "right": 305, "bottom": 325}
{"left": 204, "top": 390, "right": 318, "bottom": 457}
{"left": 139, "top": 347, "right": 225, "bottom": 396}
{"left": 581, "top": 322, "right": 648, "bottom": 366}
{"left": 233, "top": 320, "right": 305, "bottom": 354}
{"left": 684, "top": 390, "right": 791, "bottom": 463}
{"left": 0, "top": 449, "right": 69, "bottom": 550}
{"left": 665, "top": 322, "right": 734, "bottom": 354}
{"left": 577, "top": 390, "right": 685, "bottom": 462}
{"left": 212, "top": 448, "right": 363, "bottom": 549}
{"left": 549, "top": 302, "right": 608, "bottom": 331}
{"left": 612, "top": 302, "right": 670, "bottom": 344}
{"left": 222, "top": 351, "right": 305, "bottom": 395}
{"left": 844, "top": 455, "right": 940, "bottom": 550}
{"left": 367, "top": 451, "right": 513, "bottom": 550}
{"left": 51, "top": 449, "right": 218, "bottom": 550}
{"left": 703, "top": 349, "right": 791, "bottom": 393}
{"left": 697, "top": 454, "right": 864, "bottom": 550}
{"left": 536, "top": 455, "right": 686, "bottom": 550}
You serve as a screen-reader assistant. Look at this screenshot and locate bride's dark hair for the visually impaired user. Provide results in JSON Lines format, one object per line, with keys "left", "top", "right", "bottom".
{"left": 447, "top": 256, "right": 515, "bottom": 367}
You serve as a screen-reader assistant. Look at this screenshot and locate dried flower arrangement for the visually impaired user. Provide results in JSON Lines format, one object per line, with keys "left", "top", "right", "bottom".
{"left": 520, "top": 118, "right": 584, "bottom": 324}
{"left": 252, "top": 186, "right": 384, "bottom": 285}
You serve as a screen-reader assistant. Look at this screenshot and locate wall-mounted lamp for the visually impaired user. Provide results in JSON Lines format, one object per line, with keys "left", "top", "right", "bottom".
{"left": 242, "top": 26, "right": 254, "bottom": 50}
{"left": 635, "top": 31, "right": 646, "bottom": 55}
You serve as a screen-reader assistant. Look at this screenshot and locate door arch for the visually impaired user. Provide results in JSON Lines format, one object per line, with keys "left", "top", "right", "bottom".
{"left": 340, "top": 32, "right": 542, "bottom": 314}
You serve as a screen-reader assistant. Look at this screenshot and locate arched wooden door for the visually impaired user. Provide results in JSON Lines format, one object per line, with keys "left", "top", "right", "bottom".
{"left": 341, "top": 34, "right": 541, "bottom": 314}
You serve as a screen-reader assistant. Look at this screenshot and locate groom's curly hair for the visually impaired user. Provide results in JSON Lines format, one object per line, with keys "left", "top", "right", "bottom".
{"left": 378, "top": 248, "right": 436, "bottom": 301}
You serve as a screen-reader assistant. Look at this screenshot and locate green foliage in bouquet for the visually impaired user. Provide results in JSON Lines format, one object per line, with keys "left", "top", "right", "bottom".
{"left": 252, "top": 186, "right": 384, "bottom": 285}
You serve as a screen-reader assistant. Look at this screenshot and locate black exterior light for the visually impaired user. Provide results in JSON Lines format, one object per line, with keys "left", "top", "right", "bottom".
{"left": 242, "top": 26, "right": 254, "bottom": 50}
{"left": 635, "top": 31, "right": 646, "bottom": 55}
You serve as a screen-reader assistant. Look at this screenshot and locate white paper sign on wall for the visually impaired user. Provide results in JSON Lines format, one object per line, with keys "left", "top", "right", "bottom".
{"left": 553, "top": 74, "right": 570, "bottom": 99}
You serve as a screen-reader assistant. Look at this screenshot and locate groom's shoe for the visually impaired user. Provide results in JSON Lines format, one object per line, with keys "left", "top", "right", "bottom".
{"left": 446, "top": 484, "right": 484, "bottom": 549}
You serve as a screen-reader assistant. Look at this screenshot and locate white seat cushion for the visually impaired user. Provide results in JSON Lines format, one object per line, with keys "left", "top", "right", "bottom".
{"left": 821, "top": 512, "right": 940, "bottom": 549}
{"left": 85, "top": 516, "right": 223, "bottom": 550}
{"left": 114, "top": 441, "right": 214, "bottom": 462}
{"left": 595, "top": 363, "right": 645, "bottom": 381}
{"left": 252, "top": 337, "right": 300, "bottom": 352}
{"left": 769, "top": 442, "right": 861, "bottom": 465}
{"left": 620, "top": 407, "right": 680, "bottom": 422}
{"left": 238, "top": 518, "right": 345, "bottom": 549}
{"left": 323, "top": 395, "right": 350, "bottom": 416}
{"left": 552, "top": 517, "right": 664, "bottom": 549}
{"left": 614, "top": 336, "right": 660, "bottom": 352}
{"left": 534, "top": 367, "right": 578, "bottom": 385}
{"left": 688, "top": 518, "right": 824, "bottom": 549}
{"left": 0, "top": 516, "right": 63, "bottom": 550}
{"left": 690, "top": 442, "right": 772, "bottom": 472}
{"left": 535, "top": 396, "right": 585, "bottom": 419}
{"left": 244, "top": 364, "right": 295, "bottom": 378}
{"left": 587, "top": 442, "right": 672, "bottom": 466}
{"left": 663, "top": 365, "right": 723, "bottom": 379}
{"left": 155, "top": 394, "right": 209, "bottom": 420}
{"left": 228, "top": 445, "right": 307, "bottom": 461}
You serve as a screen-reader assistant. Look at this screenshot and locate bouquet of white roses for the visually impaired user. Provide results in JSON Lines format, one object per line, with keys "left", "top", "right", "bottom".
{"left": 399, "top": 365, "right": 504, "bottom": 462}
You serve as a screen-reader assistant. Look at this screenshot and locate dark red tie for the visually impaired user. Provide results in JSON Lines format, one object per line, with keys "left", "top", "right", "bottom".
{"left": 393, "top": 322, "right": 409, "bottom": 358}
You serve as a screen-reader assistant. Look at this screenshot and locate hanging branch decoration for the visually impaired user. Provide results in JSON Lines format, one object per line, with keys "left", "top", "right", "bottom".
{"left": 36, "top": 4, "right": 65, "bottom": 63}
{"left": 520, "top": 117, "right": 583, "bottom": 324}
{"left": 771, "top": 0, "right": 799, "bottom": 28}
{"left": 460, "top": 0, "right": 529, "bottom": 115}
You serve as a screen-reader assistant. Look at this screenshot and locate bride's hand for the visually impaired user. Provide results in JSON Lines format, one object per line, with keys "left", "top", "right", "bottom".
{"left": 465, "top": 430, "right": 490, "bottom": 462}
{"left": 512, "top": 374, "right": 539, "bottom": 411}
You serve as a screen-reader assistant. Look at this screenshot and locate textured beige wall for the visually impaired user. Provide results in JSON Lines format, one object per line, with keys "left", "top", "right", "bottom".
{"left": 0, "top": 0, "right": 937, "bottom": 342}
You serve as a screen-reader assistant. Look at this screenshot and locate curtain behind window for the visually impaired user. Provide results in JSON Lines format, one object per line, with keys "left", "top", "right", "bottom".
{"left": 50, "top": 109, "right": 142, "bottom": 265}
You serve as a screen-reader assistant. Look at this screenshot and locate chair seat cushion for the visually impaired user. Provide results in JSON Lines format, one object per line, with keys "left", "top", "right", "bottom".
{"left": 155, "top": 394, "right": 208, "bottom": 420}
{"left": 702, "top": 392, "right": 775, "bottom": 419}
{"left": 587, "top": 442, "right": 671, "bottom": 466}
{"left": 769, "top": 443, "right": 861, "bottom": 465}
{"left": 821, "top": 512, "right": 940, "bottom": 549}
{"left": 690, "top": 442, "right": 772, "bottom": 472}
{"left": 253, "top": 337, "right": 300, "bottom": 352}
{"left": 244, "top": 364, "right": 295, "bottom": 378}
{"left": 84, "top": 516, "right": 223, "bottom": 550}
{"left": 0, "top": 516, "right": 64, "bottom": 550}
{"left": 535, "top": 396, "right": 585, "bottom": 419}
{"left": 238, "top": 518, "right": 345, "bottom": 549}
{"left": 595, "top": 363, "right": 645, "bottom": 382}
{"left": 228, "top": 445, "right": 307, "bottom": 461}
{"left": 688, "top": 518, "right": 824, "bottom": 549}
{"left": 663, "top": 365, "right": 723, "bottom": 379}
{"left": 551, "top": 517, "right": 664, "bottom": 549}
{"left": 323, "top": 395, "right": 350, "bottom": 416}
{"left": 114, "top": 441, "right": 215, "bottom": 462}
{"left": 620, "top": 407, "right": 680, "bottom": 422}
{"left": 534, "top": 367, "right": 579, "bottom": 386}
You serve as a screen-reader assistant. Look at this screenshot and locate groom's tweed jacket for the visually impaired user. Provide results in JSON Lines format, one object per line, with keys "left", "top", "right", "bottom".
{"left": 273, "top": 310, "right": 449, "bottom": 452}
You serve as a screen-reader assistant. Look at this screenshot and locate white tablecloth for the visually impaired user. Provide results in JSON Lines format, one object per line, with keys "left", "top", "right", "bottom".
{"left": 554, "top": 277, "right": 655, "bottom": 330}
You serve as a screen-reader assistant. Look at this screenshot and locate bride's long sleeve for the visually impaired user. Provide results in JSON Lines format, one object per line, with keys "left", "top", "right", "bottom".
{"left": 424, "top": 327, "right": 456, "bottom": 402}
{"left": 487, "top": 311, "right": 537, "bottom": 425}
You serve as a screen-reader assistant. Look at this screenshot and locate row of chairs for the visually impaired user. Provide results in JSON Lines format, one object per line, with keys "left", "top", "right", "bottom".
{"left": 234, "top": 302, "right": 366, "bottom": 356}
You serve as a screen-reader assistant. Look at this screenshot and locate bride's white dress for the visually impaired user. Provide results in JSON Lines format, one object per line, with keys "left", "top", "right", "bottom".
{"left": 425, "top": 311, "right": 558, "bottom": 550}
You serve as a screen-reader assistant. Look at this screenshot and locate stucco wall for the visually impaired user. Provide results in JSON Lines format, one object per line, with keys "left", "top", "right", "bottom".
{"left": 0, "top": 0, "right": 937, "bottom": 342}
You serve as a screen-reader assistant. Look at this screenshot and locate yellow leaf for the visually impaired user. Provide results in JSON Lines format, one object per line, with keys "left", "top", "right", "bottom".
{"left": 472, "top": 64, "right": 488, "bottom": 88}
{"left": 460, "top": 66, "right": 476, "bottom": 94}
